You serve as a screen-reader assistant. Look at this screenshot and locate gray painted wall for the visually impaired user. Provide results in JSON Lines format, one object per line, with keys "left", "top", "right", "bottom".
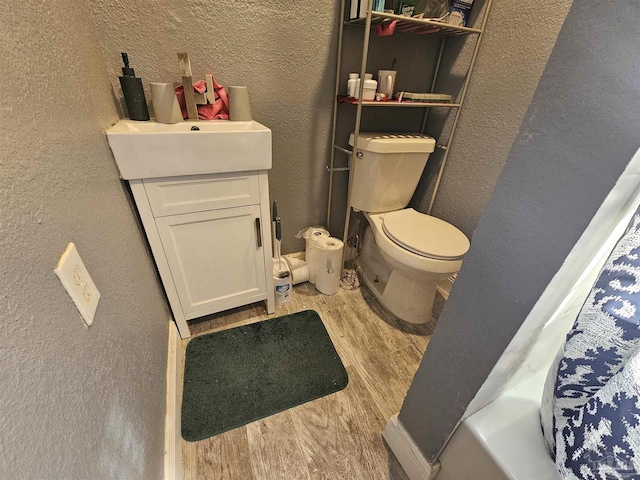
{"left": 88, "top": 0, "right": 573, "bottom": 250}
{"left": 89, "top": 0, "right": 342, "bottom": 254}
{"left": 411, "top": 0, "right": 573, "bottom": 238}
{"left": 1, "top": 0, "right": 169, "bottom": 477}
{"left": 398, "top": 0, "right": 640, "bottom": 462}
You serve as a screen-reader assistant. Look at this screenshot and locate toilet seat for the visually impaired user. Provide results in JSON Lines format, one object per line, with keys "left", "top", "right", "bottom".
{"left": 382, "top": 208, "right": 470, "bottom": 260}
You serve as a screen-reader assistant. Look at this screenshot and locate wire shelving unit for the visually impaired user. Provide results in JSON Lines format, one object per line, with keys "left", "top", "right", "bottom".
{"left": 326, "top": 0, "right": 494, "bottom": 247}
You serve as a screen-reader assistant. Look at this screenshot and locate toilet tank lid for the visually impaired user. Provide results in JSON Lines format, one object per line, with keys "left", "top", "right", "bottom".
{"left": 349, "top": 133, "right": 436, "bottom": 154}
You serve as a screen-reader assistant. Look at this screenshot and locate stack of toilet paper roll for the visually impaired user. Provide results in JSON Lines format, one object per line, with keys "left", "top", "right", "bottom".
{"left": 302, "top": 227, "right": 330, "bottom": 284}
{"left": 296, "top": 227, "right": 344, "bottom": 295}
{"left": 311, "top": 236, "right": 344, "bottom": 296}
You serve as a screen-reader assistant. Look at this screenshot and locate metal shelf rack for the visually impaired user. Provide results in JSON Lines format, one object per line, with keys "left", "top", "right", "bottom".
{"left": 327, "top": 0, "right": 494, "bottom": 246}
{"left": 346, "top": 11, "right": 483, "bottom": 36}
{"left": 338, "top": 96, "right": 462, "bottom": 108}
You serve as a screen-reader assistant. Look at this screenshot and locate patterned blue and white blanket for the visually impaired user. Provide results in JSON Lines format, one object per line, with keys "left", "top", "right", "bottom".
{"left": 541, "top": 207, "right": 640, "bottom": 479}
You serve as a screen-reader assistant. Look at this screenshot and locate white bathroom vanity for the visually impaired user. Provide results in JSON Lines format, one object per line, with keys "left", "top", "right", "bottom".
{"left": 106, "top": 120, "right": 275, "bottom": 338}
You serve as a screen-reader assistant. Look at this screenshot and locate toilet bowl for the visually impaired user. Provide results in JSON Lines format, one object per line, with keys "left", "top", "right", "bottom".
{"left": 358, "top": 209, "right": 469, "bottom": 324}
{"left": 348, "top": 132, "right": 470, "bottom": 324}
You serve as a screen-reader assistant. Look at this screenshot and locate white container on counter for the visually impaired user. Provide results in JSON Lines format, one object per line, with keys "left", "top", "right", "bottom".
{"left": 354, "top": 73, "right": 377, "bottom": 101}
{"left": 273, "top": 259, "right": 292, "bottom": 305}
{"left": 347, "top": 73, "right": 359, "bottom": 98}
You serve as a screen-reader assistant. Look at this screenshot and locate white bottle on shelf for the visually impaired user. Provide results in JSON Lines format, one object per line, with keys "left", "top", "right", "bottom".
{"left": 354, "top": 73, "right": 378, "bottom": 101}
{"left": 347, "top": 73, "right": 359, "bottom": 98}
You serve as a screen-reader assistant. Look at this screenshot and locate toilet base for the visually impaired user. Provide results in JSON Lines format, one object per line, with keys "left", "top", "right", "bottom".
{"left": 360, "top": 263, "right": 437, "bottom": 324}
{"left": 358, "top": 228, "right": 438, "bottom": 324}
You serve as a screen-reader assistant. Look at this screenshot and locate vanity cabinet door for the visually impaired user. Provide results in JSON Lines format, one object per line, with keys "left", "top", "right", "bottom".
{"left": 155, "top": 205, "right": 267, "bottom": 318}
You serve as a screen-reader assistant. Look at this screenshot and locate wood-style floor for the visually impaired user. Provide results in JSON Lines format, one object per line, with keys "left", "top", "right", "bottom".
{"left": 180, "top": 281, "right": 444, "bottom": 480}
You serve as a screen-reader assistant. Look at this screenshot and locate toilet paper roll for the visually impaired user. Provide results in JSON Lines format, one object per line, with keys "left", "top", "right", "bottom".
{"left": 284, "top": 256, "right": 306, "bottom": 270}
{"left": 291, "top": 265, "right": 310, "bottom": 285}
{"left": 314, "top": 237, "right": 344, "bottom": 296}
{"left": 305, "top": 228, "right": 330, "bottom": 284}
{"left": 284, "top": 257, "right": 310, "bottom": 285}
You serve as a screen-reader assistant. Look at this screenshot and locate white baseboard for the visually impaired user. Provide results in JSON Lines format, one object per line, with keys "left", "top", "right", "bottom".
{"left": 435, "top": 274, "right": 457, "bottom": 300}
{"left": 383, "top": 415, "right": 440, "bottom": 480}
{"left": 164, "top": 320, "right": 183, "bottom": 480}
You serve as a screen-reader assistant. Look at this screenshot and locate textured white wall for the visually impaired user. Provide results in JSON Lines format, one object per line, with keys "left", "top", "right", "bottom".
{"left": 413, "top": 0, "right": 574, "bottom": 237}
{"left": 0, "top": 0, "right": 169, "bottom": 477}
{"left": 89, "top": 0, "right": 341, "bottom": 253}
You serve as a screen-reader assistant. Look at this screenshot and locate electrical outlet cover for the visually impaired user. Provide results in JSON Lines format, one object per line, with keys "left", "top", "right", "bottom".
{"left": 54, "top": 242, "right": 101, "bottom": 326}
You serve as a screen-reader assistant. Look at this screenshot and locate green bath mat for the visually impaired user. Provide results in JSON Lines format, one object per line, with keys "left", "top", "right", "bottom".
{"left": 181, "top": 310, "right": 349, "bottom": 441}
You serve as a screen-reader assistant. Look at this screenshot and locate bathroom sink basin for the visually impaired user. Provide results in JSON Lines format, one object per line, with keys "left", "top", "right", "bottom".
{"left": 106, "top": 120, "right": 272, "bottom": 179}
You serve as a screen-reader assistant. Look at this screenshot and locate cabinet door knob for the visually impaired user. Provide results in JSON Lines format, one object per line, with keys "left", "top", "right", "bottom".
{"left": 255, "top": 218, "right": 262, "bottom": 248}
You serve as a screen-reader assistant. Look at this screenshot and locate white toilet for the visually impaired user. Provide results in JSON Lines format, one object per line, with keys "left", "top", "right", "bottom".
{"left": 349, "top": 133, "right": 470, "bottom": 324}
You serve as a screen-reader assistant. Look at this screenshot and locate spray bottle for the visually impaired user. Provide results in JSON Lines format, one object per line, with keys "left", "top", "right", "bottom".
{"left": 119, "top": 52, "right": 150, "bottom": 121}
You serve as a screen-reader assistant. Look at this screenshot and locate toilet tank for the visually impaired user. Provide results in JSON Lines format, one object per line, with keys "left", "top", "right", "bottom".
{"left": 348, "top": 133, "right": 436, "bottom": 213}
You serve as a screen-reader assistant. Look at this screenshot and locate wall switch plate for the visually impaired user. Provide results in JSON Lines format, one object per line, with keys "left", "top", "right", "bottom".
{"left": 54, "top": 242, "right": 101, "bottom": 326}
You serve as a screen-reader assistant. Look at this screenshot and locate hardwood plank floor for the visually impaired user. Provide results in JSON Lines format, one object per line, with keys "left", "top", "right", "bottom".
{"left": 197, "top": 427, "right": 254, "bottom": 480}
{"left": 181, "top": 282, "right": 444, "bottom": 479}
{"left": 246, "top": 411, "right": 311, "bottom": 480}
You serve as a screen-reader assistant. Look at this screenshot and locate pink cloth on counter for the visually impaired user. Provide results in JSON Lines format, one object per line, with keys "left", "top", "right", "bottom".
{"left": 193, "top": 80, "right": 207, "bottom": 94}
{"left": 175, "top": 73, "right": 229, "bottom": 120}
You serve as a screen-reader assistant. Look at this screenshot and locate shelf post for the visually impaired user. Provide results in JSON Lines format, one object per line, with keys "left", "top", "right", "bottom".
{"left": 342, "top": 0, "right": 375, "bottom": 250}
{"left": 421, "top": 38, "right": 447, "bottom": 134}
{"left": 327, "top": 0, "right": 348, "bottom": 227}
